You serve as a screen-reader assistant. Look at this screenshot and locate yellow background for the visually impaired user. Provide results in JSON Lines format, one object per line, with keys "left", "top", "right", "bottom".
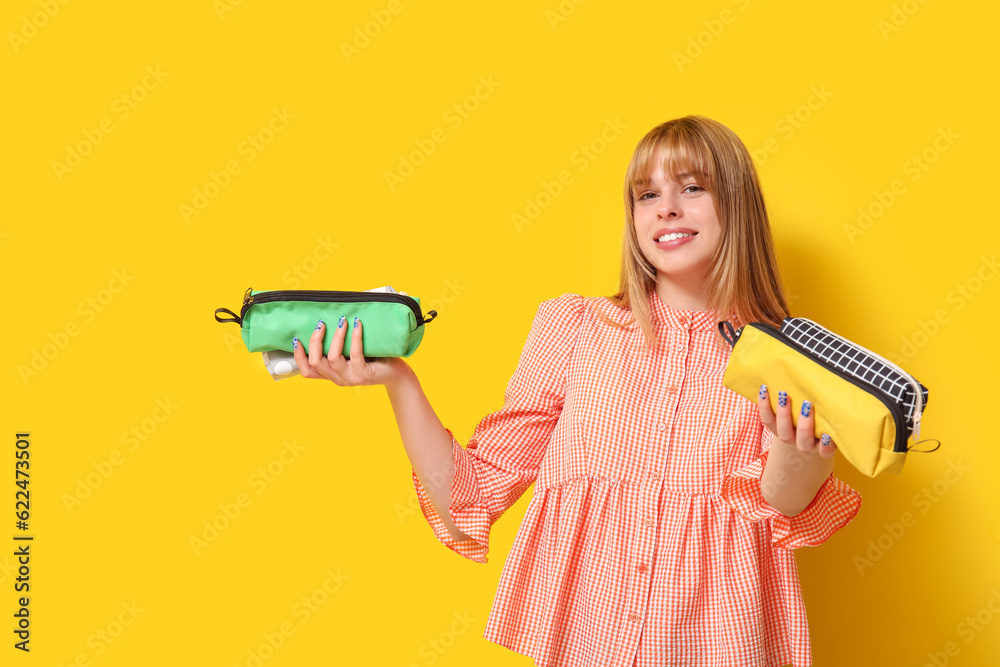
{"left": 4, "top": 0, "right": 998, "bottom": 665}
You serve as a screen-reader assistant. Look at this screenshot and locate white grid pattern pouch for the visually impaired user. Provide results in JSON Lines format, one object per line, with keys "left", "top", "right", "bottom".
{"left": 779, "top": 318, "right": 929, "bottom": 442}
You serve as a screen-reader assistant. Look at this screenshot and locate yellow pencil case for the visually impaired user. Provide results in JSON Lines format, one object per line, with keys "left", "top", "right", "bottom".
{"left": 719, "top": 318, "right": 937, "bottom": 477}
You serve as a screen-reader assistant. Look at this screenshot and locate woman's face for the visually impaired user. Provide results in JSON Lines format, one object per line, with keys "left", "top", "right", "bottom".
{"left": 632, "top": 147, "right": 722, "bottom": 289}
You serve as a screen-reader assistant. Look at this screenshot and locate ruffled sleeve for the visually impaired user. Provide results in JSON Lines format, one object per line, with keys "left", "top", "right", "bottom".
{"left": 721, "top": 422, "right": 862, "bottom": 550}
{"left": 411, "top": 293, "right": 586, "bottom": 563}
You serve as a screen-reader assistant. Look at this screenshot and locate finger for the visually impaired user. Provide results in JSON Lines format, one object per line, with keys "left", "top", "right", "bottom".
{"left": 774, "top": 390, "right": 794, "bottom": 444}
{"left": 818, "top": 433, "right": 838, "bottom": 459}
{"left": 292, "top": 336, "right": 323, "bottom": 379}
{"left": 756, "top": 384, "right": 776, "bottom": 431}
{"left": 304, "top": 320, "right": 339, "bottom": 381}
{"left": 308, "top": 319, "right": 327, "bottom": 367}
{"left": 348, "top": 317, "right": 367, "bottom": 373}
{"left": 797, "top": 400, "right": 818, "bottom": 453}
{"left": 327, "top": 315, "right": 349, "bottom": 366}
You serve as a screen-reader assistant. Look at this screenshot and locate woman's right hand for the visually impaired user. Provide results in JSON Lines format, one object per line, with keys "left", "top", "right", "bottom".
{"left": 291, "top": 316, "right": 410, "bottom": 388}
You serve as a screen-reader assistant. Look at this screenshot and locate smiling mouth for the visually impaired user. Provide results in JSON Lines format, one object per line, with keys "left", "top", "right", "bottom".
{"left": 655, "top": 232, "right": 697, "bottom": 243}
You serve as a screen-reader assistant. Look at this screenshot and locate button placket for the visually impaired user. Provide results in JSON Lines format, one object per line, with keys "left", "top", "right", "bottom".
{"left": 626, "top": 493, "right": 657, "bottom": 633}
{"left": 653, "top": 329, "right": 684, "bottom": 469}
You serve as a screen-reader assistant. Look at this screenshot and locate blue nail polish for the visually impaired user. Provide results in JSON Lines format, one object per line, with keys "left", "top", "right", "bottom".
{"left": 316, "top": 319, "right": 324, "bottom": 329}
{"left": 354, "top": 317, "right": 359, "bottom": 329}
{"left": 759, "top": 384, "right": 767, "bottom": 400}
{"left": 821, "top": 433, "right": 832, "bottom": 446}
{"left": 338, "top": 315, "right": 345, "bottom": 329}
{"left": 801, "top": 401, "right": 812, "bottom": 417}
{"left": 292, "top": 337, "right": 298, "bottom": 349}
{"left": 778, "top": 391, "right": 788, "bottom": 408}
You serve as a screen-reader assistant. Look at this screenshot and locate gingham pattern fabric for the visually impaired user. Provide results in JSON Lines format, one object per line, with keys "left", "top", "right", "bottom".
{"left": 779, "top": 318, "right": 929, "bottom": 436}
{"left": 411, "top": 289, "right": 862, "bottom": 667}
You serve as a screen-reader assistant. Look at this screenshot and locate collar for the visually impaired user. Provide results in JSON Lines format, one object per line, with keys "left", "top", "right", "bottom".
{"left": 647, "top": 287, "right": 718, "bottom": 331}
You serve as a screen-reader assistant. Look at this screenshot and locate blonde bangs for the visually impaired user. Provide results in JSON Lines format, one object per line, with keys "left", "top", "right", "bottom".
{"left": 625, "top": 125, "right": 715, "bottom": 200}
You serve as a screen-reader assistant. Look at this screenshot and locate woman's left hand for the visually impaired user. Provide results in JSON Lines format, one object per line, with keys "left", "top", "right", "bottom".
{"left": 756, "top": 385, "right": 837, "bottom": 459}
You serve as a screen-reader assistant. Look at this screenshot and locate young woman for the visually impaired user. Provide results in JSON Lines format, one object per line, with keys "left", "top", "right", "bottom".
{"left": 291, "top": 115, "right": 862, "bottom": 667}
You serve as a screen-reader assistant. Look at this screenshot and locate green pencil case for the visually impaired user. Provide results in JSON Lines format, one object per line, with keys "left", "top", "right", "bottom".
{"left": 214, "top": 287, "right": 438, "bottom": 358}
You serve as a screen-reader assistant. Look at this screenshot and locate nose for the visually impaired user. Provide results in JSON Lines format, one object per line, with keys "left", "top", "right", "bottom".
{"left": 657, "top": 191, "right": 680, "bottom": 219}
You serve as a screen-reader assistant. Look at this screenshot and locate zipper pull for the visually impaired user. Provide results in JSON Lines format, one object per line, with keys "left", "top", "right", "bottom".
{"left": 243, "top": 286, "right": 254, "bottom": 306}
{"left": 912, "top": 411, "right": 922, "bottom": 441}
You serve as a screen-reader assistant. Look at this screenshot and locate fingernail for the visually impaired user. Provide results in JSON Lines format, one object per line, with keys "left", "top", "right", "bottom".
{"left": 292, "top": 337, "right": 298, "bottom": 349}
{"left": 354, "top": 317, "right": 359, "bottom": 329}
{"left": 778, "top": 391, "right": 788, "bottom": 408}
{"left": 821, "top": 433, "right": 832, "bottom": 446}
{"left": 759, "top": 384, "right": 767, "bottom": 400}
{"left": 338, "top": 315, "right": 345, "bottom": 329}
{"left": 316, "top": 319, "right": 324, "bottom": 329}
{"left": 801, "top": 400, "right": 812, "bottom": 417}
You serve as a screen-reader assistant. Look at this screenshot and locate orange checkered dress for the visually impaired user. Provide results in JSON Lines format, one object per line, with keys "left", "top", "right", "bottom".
{"left": 411, "top": 288, "right": 862, "bottom": 667}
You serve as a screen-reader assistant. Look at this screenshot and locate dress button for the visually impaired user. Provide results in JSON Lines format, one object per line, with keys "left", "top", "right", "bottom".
{"left": 667, "top": 385, "right": 677, "bottom": 393}
{"left": 628, "top": 612, "right": 641, "bottom": 622}
{"left": 650, "top": 471, "right": 660, "bottom": 481}
{"left": 644, "top": 517, "right": 654, "bottom": 527}
{"left": 675, "top": 344, "right": 684, "bottom": 351}
{"left": 657, "top": 422, "right": 666, "bottom": 431}
{"left": 638, "top": 563, "right": 649, "bottom": 574}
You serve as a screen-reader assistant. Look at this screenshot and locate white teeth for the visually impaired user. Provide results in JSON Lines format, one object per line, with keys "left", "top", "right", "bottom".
{"left": 657, "top": 232, "right": 694, "bottom": 242}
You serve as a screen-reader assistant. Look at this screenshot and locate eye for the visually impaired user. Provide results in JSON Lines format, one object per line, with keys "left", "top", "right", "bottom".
{"left": 637, "top": 191, "right": 657, "bottom": 200}
{"left": 683, "top": 185, "right": 704, "bottom": 193}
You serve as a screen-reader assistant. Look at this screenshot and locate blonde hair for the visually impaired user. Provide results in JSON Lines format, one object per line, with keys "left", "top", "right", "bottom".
{"left": 595, "top": 115, "right": 790, "bottom": 353}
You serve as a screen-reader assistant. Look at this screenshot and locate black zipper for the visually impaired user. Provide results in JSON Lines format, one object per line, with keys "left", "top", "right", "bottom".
{"left": 240, "top": 287, "right": 436, "bottom": 326}
{"left": 733, "top": 321, "right": 910, "bottom": 453}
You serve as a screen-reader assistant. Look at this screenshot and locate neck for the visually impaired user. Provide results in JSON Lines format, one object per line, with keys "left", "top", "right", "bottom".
{"left": 654, "top": 274, "right": 710, "bottom": 311}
